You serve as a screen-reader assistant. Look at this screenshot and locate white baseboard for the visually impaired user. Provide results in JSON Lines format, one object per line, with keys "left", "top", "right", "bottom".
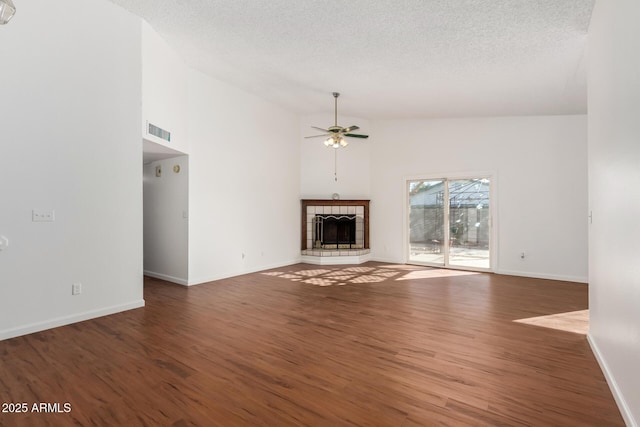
{"left": 144, "top": 270, "right": 188, "bottom": 286}
{"left": 587, "top": 333, "right": 637, "bottom": 427}
{"left": 496, "top": 269, "right": 588, "bottom": 284}
{"left": 0, "top": 299, "right": 145, "bottom": 342}
{"left": 370, "top": 256, "right": 405, "bottom": 264}
{"left": 367, "top": 262, "right": 588, "bottom": 283}
{"left": 188, "top": 259, "right": 300, "bottom": 286}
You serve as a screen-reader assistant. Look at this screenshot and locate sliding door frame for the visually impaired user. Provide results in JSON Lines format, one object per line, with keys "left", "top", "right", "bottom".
{"left": 403, "top": 171, "right": 497, "bottom": 273}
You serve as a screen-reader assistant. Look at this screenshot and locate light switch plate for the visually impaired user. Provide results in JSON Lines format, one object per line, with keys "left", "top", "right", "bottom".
{"left": 72, "top": 283, "right": 82, "bottom": 295}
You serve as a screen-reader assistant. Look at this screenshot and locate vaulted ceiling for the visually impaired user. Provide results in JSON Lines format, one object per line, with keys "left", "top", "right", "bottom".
{"left": 109, "top": 0, "right": 595, "bottom": 119}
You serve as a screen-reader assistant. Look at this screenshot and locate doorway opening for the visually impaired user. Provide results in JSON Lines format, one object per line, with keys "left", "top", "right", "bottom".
{"left": 143, "top": 139, "right": 189, "bottom": 285}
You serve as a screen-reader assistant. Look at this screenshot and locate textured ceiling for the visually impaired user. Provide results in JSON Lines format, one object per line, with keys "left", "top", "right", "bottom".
{"left": 109, "top": 0, "right": 594, "bottom": 119}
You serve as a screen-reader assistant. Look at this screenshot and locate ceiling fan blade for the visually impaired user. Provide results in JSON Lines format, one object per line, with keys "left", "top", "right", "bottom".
{"left": 311, "top": 126, "right": 330, "bottom": 133}
{"left": 342, "top": 125, "right": 360, "bottom": 133}
{"left": 305, "top": 134, "right": 330, "bottom": 139}
{"left": 344, "top": 133, "right": 369, "bottom": 139}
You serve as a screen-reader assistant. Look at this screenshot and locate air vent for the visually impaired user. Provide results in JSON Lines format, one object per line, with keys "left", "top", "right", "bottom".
{"left": 148, "top": 122, "right": 171, "bottom": 142}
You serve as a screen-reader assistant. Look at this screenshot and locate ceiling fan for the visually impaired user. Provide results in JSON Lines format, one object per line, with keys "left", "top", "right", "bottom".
{"left": 305, "top": 92, "right": 369, "bottom": 148}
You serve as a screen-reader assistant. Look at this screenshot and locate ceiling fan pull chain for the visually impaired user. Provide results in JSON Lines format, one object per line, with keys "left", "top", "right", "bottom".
{"left": 334, "top": 149, "right": 338, "bottom": 181}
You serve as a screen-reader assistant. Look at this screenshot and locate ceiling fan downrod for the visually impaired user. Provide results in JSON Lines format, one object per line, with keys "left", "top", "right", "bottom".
{"left": 333, "top": 92, "right": 339, "bottom": 127}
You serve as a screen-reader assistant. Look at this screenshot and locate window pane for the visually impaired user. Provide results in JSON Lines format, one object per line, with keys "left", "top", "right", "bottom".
{"left": 409, "top": 180, "right": 445, "bottom": 265}
{"left": 448, "top": 179, "right": 490, "bottom": 269}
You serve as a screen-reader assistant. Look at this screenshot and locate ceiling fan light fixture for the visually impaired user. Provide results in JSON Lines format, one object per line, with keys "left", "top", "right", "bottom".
{"left": 0, "top": 0, "right": 16, "bottom": 24}
{"left": 325, "top": 135, "right": 348, "bottom": 149}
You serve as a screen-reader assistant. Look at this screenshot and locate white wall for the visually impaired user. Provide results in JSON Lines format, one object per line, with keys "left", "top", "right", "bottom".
{"left": 143, "top": 156, "right": 189, "bottom": 284}
{"left": 0, "top": 0, "right": 144, "bottom": 340}
{"left": 370, "top": 116, "right": 588, "bottom": 282}
{"left": 187, "top": 68, "right": 301, "bottom": 284}
{"left": 588, "top": 1, "right": 640, "bottom": 425}
{"left": 300, "top": 114, "right": 371, "bottom": 200}
{"left": 141, "top": 21, "right": 189, "bottom": 153}
{"left": 139, "top": 24, "right": 301, "bottom": 286}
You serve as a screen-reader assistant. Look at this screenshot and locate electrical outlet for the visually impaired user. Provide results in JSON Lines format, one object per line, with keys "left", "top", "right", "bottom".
{"left": 72, "top": 283, "right": 82, "bottom": 295}
{"left": 32, "top": 209, "right": 55, "bottom": 222}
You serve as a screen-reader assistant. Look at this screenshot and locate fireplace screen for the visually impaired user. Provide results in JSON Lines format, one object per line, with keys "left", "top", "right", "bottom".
{"left": 312, "top": 214, "right": 364, "bottom": 249}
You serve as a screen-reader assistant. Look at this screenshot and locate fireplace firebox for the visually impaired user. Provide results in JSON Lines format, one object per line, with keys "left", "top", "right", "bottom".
{"left": 313, "top": 215, "right": 358, "bottom": 249}
{"left": 301, "top": 200, "right": 370, "bottom": 252}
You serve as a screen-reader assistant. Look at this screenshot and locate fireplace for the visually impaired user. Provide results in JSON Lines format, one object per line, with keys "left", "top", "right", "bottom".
{"left": 313, "top": 214, "right": 360, "bottom": 249}
{"left": 301, "top": 200, "right": 370, "bottom": 256}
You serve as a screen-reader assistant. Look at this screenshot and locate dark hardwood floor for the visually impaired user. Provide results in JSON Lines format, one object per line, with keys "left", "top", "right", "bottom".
{"left": 0, "top": 262, "right": 624, "bottom": 426}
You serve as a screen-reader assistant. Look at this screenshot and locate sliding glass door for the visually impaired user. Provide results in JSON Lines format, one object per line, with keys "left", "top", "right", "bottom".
{"left": 408, "top": 177, "right": 491, "bottom": 270}
{"left": 408, "top": 180, "right": 446, "bottom": 264}
{"left": 447, "top": 179, "right": 491, "bottom": 269}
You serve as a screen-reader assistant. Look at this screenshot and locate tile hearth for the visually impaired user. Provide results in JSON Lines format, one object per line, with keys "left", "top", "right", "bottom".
{"left": 301, "top": 249, "right": 370, "bottom": 257}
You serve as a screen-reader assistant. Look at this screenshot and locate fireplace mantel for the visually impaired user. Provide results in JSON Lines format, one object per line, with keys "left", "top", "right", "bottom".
{"left": 300, "top": 199, "right": 370, "bottom": 251}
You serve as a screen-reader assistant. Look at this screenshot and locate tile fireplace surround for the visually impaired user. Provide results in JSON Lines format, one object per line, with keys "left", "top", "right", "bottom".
{"left": 300, "top": 199, "right": 371, "bottom": 265}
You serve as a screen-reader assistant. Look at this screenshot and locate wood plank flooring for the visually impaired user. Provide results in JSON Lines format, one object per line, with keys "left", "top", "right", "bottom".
{"left": 0, "top": 262, "right": 624, "bottom": 426}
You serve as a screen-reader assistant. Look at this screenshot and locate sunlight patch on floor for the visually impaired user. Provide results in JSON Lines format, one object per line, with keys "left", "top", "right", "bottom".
{"left": 261, "top": 265, "right": 404, "bottom": 287}
{"left": 301, "top": 278, "right": 337, "bottom": 286}
{"left": 341, "top": 267, "right": 377, "bottom": 273}
{"left": 348, "top": 275, "right": 387, "bottom": 284}
{"left": 395, "top": 269, "right": 482, "bottom": 281}
{"left": 370, "top": 269, "right": 402, "bottom": 278}
{"left": 261, "top": 265, "right": 489, "bottom": 287}
{"left": 376, "top": 264, "right": 426, "bottom": 271}
{"left": 514, "top": 309, "right": 589, "bottom": 335}
{"left": 296, "top": 269, "right": 333, "bottom": 276}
